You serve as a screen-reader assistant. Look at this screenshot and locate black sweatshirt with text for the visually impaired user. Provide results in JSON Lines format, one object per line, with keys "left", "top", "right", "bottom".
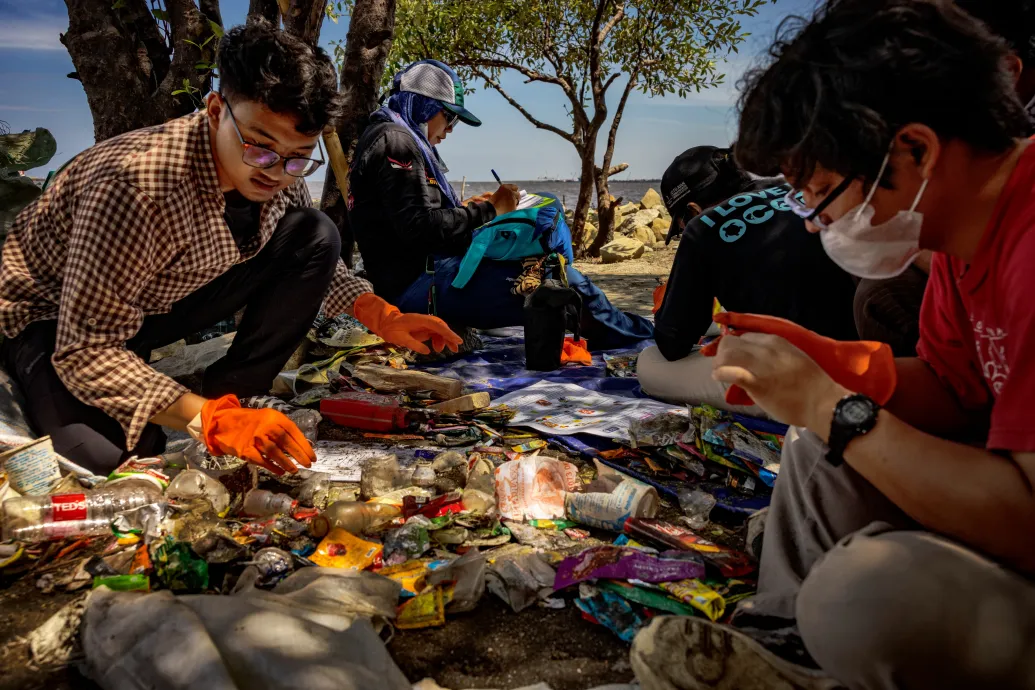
{"left": 654, "top": 178, "right": 859, "bottom": 361}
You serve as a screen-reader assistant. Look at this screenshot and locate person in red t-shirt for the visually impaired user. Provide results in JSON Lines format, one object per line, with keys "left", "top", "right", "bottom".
{"left": 630, "top": 2, "right": 1035, "bottom": 690}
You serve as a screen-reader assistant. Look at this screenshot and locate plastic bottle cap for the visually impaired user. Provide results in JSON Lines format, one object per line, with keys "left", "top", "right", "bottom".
{"left": 310, "top": 515, "right": 330, "bottom": 539}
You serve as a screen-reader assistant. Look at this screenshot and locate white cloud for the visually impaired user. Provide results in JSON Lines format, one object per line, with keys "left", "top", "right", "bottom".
{"left": 0, "top": 17, "right": 67, "bottom": 51}
{"left": 637, "top": 55, "right": 762, "bottom": 109}
{"left": 0, "top": 105, "right": 62, "bottom": 112}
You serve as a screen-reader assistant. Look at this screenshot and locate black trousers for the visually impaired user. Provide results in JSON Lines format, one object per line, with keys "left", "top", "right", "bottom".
{"left": 2, "top": 208, "right": 341, "bottom": 474}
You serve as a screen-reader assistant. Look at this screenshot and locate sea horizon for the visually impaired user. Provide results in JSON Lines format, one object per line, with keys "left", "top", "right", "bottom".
{"left": 306, "top": 178, "right": 663, "bottom": 207}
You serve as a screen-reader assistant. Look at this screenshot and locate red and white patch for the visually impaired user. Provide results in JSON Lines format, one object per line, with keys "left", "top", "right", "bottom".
{"left": 388, "top": 157, "right": 413, "bottom": 171}
{"left": 52, "top": 494, "right": 88, "bottom": 522}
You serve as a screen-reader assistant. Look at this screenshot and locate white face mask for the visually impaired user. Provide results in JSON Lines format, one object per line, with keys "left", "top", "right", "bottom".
{"left": 820, "top": 152, "right": 929, "bottom": 280}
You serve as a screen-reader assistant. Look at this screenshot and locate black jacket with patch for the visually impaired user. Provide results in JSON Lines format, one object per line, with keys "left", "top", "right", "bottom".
{"left": 654, "top": 178, "right": 859, "bottom": 361}
{"left": 348, "top": 112, "right": 497, "bottom": 302}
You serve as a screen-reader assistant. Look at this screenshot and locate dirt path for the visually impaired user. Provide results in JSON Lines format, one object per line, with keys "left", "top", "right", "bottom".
{"left": 574, "top": 245, "right": 677, "bottom": 317}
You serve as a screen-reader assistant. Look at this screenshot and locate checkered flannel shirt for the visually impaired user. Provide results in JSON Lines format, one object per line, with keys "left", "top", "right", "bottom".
{"left": 0, "top": 112, "right": 373, "bottom": 448}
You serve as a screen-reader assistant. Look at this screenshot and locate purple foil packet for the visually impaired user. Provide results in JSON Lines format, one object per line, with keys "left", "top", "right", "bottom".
{"left": 554, "top": 546, "right": 706, "bottom": 590}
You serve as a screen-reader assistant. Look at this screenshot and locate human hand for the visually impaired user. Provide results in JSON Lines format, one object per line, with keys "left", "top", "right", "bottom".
{"left": 353, "top": 292, "right": 463, "bottom": 355}
{"left": 199, "top": 395, "right": 315, "bottom": 475}
{"left": 709, "top": 332, "right": 848, "bottom": 430}
{"left": 464, "top": 191, "right": 494, "bottom": 206}
{"left": 489, "top": 184, "right": 520, "bottom": 216}
{"left": 703, "top": 312, "right": 897, "bottom": 405}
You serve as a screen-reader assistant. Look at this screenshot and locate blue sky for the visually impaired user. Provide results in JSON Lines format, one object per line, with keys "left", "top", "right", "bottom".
{"left": 0, "top": 0, "right": 819, "bottom": 181}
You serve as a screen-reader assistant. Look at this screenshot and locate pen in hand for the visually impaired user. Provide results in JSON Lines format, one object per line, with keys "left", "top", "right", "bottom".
{"left": 491, "top": 169, "right": 503, "bottom": 185}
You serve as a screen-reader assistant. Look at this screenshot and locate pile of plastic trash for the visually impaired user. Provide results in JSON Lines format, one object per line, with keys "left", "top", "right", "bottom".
{"left": 0, "top": 315, "right": 784, "bottom": 687}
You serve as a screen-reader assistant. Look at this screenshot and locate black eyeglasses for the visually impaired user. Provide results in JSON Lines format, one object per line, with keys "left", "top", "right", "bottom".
{"left": 444, "top": 111, "right": 459, "bottom": 128}
{"left": 783, "top": 175, "right": 855, "bottom": 230}
{"left": 222, "top": 96, "right": 325, "bottom": 178}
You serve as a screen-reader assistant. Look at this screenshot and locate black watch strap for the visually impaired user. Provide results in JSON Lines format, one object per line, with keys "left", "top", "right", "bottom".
{"left": 825, "top": 394, "right": 881, "bottom": 466}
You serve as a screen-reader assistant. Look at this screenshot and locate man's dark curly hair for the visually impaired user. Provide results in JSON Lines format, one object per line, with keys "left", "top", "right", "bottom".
{"left": 955, "top": 0, "right": 1035, "bottom": 64}
{"left": 734, "top": 0, "right": 1031, "bottom": 187}
{"left": 217, "top": 20, "right": 345, "bottom": 134}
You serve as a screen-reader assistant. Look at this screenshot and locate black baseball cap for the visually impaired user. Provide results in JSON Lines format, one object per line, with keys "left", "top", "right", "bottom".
{"left": 661, "top": 146, "right": 733, "bottom": 217}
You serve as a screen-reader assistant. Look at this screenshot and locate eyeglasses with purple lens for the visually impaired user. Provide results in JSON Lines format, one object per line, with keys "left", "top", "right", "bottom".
{"left": 783, "top": 174, "right": 855, "bottom": 230}
{"left": 222, "top": 96, "right": 325, "bottom": 178}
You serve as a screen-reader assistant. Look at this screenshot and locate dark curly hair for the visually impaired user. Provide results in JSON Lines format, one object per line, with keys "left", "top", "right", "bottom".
{"left": 217, "top": 20, "right": 345, "bottom": 134}
{"left": 734, "top": 0, "right": 1031, "bottom": 187}
{"left": 955, "top": 0, "right": 1035, "bottom": 64}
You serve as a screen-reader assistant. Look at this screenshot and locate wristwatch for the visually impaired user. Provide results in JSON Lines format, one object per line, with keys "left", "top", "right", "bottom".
{"left": 825, "top": 394, "right": 881, "bottom": 466}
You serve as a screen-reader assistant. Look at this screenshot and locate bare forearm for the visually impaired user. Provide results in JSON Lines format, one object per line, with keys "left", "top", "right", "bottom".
{"left": 806, "top": 394, "right": 1035, "bottom": 574}
{"left": 151, "top": 392, "right": 206, "bottom": 431}
{"left": 885, "top": 358, "right": 986, "bottom": 438}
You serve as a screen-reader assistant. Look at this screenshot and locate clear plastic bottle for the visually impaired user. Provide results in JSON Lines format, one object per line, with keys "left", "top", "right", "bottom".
{"left": 2, "top": 482, "right": 163, "bottom": 542}
{"left": 309, "top": 501, "right": 401, "bottom": 538}
{"left": 166, "top": 470, "right": 231, "bottom": 514}
{"left": 241, "top": 489, "right": 297, "bottom": 517}
{"left": 411, "top": 463, "right": 437, "bottom": 488}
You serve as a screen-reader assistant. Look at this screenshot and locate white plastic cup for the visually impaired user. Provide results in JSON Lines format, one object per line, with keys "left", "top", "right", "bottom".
{"left": 0, "top": 437, "right": 62, "bottom": 496}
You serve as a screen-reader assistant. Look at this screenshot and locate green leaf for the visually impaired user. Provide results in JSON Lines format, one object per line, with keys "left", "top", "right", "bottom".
{"left": 151, "top": 8, "right": 169, "bottom": 20}
{"left": 111, "top": 0, "right": 126, "bottom": 9}
{"left": 208, "top": 20, "right": 224, "bottom": 38}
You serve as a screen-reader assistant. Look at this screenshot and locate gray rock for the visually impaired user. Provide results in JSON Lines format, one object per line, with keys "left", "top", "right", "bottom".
{"left": 631, "top": 225, "right": 656, "bottom": 247}
{"left": 641, "top": 187, "right": 664, "bottom": 209}
{"left": 600, "top": 236, "right": 645, "bottom": 264}
{"left": 619, "top": 208, "right": 661, "bottom": 235}
{"left": 651, "top": 217, "right": 672, "bottom": 242}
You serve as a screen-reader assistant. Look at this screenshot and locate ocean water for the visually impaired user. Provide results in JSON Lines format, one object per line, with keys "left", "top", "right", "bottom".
{"left": 306, "top": 179, "right": 663, "bottom": 208}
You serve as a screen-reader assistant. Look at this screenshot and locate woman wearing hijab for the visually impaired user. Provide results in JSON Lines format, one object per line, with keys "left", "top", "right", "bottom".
{"left": 348, "top": 60, "right": 654, "bottom": 350}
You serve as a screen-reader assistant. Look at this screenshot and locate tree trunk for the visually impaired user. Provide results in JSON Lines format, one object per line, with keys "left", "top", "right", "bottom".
{"left": 319, "top": 0, "right": 396, "bottom": 268}
{"left": 282, "top": 0, "right": 327, "bottom": 44}
{"left": 588, "top": 167, "right": 614, "bottom": 258}
{"left": 246, "top": 0, "right": 280, "bottom": 24}
{"left": 62, "top": 0, "right": 219, "bottom": 142}
{"left": 570, "top": 146, "right": 596, "bottom": 258}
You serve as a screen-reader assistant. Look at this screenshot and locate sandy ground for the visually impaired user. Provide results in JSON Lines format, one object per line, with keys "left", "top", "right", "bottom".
{"left": 574, "top": 244, "right": 677, "bottom": 317}
{"left": 0, "top": 250, "right": 680, "bottom": 690}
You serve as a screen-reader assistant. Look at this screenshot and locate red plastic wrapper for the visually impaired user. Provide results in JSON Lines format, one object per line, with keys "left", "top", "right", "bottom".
{"left": 292, "top": 507, "right": 320, "bottom": 522}
{"left": 403, "top": 491, "right": 464, "bottom": 519}
{"left": 320, "top": 391, "right": 414, "bottom": 432}
{"left": 554, "top": 546, "right": 706, "bottom": 590}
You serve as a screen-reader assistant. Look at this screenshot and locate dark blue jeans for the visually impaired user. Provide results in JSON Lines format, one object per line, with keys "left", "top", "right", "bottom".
{"left": 395, "top": 256, "right": 654, "bottom": 351}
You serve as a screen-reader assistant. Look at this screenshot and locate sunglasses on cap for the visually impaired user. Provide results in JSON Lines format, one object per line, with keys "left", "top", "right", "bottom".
{"left": 222, "top": 95, "right": 326, "bottom": 178}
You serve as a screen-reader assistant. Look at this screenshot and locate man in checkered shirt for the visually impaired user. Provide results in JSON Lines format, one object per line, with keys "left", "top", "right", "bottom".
{"left": 0, "top": 22, "right": 461, "bottom": 475}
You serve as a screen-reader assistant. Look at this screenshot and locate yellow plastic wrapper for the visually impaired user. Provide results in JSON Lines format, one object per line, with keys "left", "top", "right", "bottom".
{"left": 380, "top": 560, "right": 429, "bottom": 597}
{"left": 309, "top": 528, "right": 382, "bottom": 571}
{"left": 659, "top": 579, "right": 726, "bottom": 622}
{"left": 396, "top": 585, "right": 446, "bottom": 629}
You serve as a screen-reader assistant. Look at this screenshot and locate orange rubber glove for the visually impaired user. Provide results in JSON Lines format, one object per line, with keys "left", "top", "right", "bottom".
{"left": 652, "top": 282, "right": 667, "bottom": 314}
{"left": 701, "top": 312, "right": 897, "bottom": 407}
{"left": 560, "top": 337, "right": 592, "bottom": 366}
{"left": 353, "top": 292, "right": 463, "bottom": 355}
{"left": 199, "top": 395, "right": 315, "bottom": 475}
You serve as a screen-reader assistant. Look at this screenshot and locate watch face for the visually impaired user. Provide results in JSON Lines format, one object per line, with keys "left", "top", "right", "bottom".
{"left": 841, "top": 399, "right": 873, "bottom": 425}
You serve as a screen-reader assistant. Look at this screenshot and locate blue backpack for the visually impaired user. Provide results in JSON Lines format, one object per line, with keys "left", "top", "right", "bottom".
{"left": 451, "top": 193, "right": 574, "bottom": 289}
